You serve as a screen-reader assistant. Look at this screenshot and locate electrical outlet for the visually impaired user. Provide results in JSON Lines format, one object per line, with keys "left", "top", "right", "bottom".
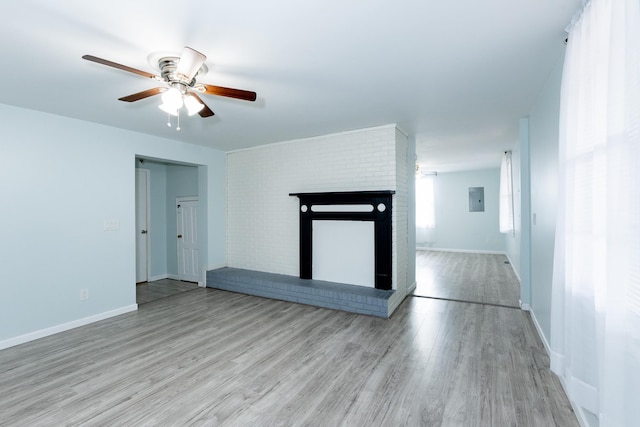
{"left": 80, "top": 288, "right": 89, "bottom": 300}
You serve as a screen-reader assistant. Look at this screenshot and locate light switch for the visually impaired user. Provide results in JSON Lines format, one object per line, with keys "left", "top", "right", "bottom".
{"left": 103, "top": 220, "right": 120, "bottom": 231}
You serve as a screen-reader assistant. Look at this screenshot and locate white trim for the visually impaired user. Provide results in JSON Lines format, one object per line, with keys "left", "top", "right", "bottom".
{"left": 528, "top": 308, "right": 551, "bottom": 357}
{"left": 226, "top": 124, "right": 399, "bottom": 154}
{"left": 0, "top": 304, "right": 138, "bottom": 350}
{"left": 505, "top": 253, "right": 521, "bottom": 283}
{"left": 176, "top": 196, "right": 198, "bottom": 203}
{"left": 416, "top": 247, "right": 507, "bottom": 255}
{"left": 387, "top": 291, "right": 405, "bottom": 317}
{"left": 149, "top": 274, "right": 169, "bottom": 282}
{"left": 394, "top": 125, "right": 409, "bottom": 138}
{"left": 566, "top": 375, "right": 599, "bottom": 416}
{"left": 136, "top": 168, "right": 151, "bottom": 283}
{"left": 553, "top": 374, "right": 594, "bottom": 427}
{"left": 167, "top": 274, "right": 179, "bottom": 280}
{"left": 550, "top": 350, "right": 564, "bottom": 374}
{"left": 571, "top": 404, "right": 595, "bottom": 427}
{"left": 407, "top": 280, "right": 417, "bottom": 293}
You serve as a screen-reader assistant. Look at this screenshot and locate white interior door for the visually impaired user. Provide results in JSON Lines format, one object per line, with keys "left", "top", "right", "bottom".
{"left": 177, "top": 198, "right": 199, "bottom": 283}
{"left": 135, "top": 169, "right": 150, "bottom": 283}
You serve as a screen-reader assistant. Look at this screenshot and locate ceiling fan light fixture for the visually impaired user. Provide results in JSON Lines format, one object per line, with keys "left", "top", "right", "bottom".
{"left": 159, "top": 103, "right": 179, "bottom": 116}
{"left": 161, "top": 87, "right": 184, "bottom": 110}
{"left": 184, "top": 95, "right": 205, "bottom": 116}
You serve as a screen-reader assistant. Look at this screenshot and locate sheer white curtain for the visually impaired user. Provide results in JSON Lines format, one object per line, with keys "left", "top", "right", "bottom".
{"left": 550, "top": 0, "right": 640, "bottom": 425}
{"left": 416, "top": 173, "right": 436, "bottom": 245}
{"left": 499, "top": 151, "right": 514, "bottom": 234}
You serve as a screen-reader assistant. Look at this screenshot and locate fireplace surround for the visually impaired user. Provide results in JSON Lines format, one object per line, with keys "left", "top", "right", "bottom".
{"left": 290, "top": 191, "right": 395, "bottom": 290}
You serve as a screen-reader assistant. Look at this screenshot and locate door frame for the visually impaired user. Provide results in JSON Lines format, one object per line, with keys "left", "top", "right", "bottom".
{"left": 136, "top": 168, "right": 151, "bottom": 283}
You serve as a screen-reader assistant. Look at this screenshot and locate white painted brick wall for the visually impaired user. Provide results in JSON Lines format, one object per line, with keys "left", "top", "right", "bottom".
{"left": 389, "top": 127, "right": 409, "bottom": 312}
{"left": 227, "top": 124, "right": 409, "bottom": 298}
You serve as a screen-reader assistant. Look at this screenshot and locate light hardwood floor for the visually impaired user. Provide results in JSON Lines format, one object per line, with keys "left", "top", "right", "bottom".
{"left": 136, "top": 278, "right": 200, "bottom": 305}
{"left": 415, "top": 251, "right": 521, "bottom": 308}
{"left": 0, "top": 287, "right": 576, "bottom": 425}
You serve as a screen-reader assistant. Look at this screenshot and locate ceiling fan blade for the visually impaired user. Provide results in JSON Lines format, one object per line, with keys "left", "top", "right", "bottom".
{"left": 118, "top": 87, "right": 167, "bottom": 102}
{"left": 200, "top": 84, "right": 257, "bottom": 102}
{"left": 189, "top": 93, "right": 215, "bottom": 117}
{"left": 176, "top": 47, "right": 206, "bottom": 81}
{"left": 82, "top": 55, "right": 160, "bottom": 80}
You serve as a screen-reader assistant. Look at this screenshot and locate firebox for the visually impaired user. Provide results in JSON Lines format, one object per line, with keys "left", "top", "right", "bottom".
{"left": 289, "top": 191, "right": 395, "bottom": 290}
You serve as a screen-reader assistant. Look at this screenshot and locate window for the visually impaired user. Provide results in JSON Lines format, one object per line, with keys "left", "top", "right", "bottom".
{"left": 416, "top": 173, "right": 436, "bottom": 244}
{"left": 499, "top": 151, "right": 514, "bottom": 234}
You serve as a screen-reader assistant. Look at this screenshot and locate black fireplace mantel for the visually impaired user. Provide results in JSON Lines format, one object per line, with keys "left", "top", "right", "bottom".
{"left": 289, "top": 190, "right": 395, "bottom": 290}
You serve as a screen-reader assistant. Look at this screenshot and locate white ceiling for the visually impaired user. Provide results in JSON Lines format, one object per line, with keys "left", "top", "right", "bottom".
{"left": 0, "top": 0, "right": 580, "bottom": 172}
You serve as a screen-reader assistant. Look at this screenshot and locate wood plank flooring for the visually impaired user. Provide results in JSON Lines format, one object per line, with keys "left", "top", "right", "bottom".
{"left": 415, "top": 251, "right": 521, "bottom": 308}
{"left": 136, "top": 278, "right": 199, "bottom": 305}
{"left": 0, "top": 287, "right": 576, "bottom": 426}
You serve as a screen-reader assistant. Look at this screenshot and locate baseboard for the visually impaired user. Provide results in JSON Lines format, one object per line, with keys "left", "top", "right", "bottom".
{"left": 553, "top": 358, "right": 598, "bottom": 427}
{"left": 167, "top": 274, "right": 179, "bottom": 280}
{"left": 505, "top": 253, "right": 521, "bottom": 283}
{"left": 550, "top": 350, "right": 564, "bottom": 374}
{"left": 417, "top": 247, "right": 507, "bottom": 255}
{"left": 572, "top": 403, "right": 596, "bottom": 427}
{"left": 407, "top": 280, "right": 417, "bottom": 293}
{"left": 527, "top": 310, "right": 595, "bottom": 425}
{"left": 567, "top": 376, "right": 599, "bottom": 419}
{"left": 149, "top": 274, "right": 169, "bottom": 282}
{"left": 528, "top": 307, "right": 551, "bottom": 357}
{"left": 0, "top": 304, "right": 138, "bottom": 351}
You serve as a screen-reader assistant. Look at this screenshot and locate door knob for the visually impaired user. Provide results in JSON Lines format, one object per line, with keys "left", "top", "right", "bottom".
{"left": 141, "top": 230, "right": 147, "bottom": 234}
{"left": 177, "top": 234, "right": 183, "bottom": 238}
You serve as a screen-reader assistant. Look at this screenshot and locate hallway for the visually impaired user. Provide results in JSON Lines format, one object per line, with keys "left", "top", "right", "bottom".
{"left": 414, "top": 250, "right": 520, "bottom": 308}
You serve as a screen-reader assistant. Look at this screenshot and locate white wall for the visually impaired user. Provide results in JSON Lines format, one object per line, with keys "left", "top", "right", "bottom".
{"left": 528, "top": 54, "right": 563, "bottom": 343}
{"left": 428, "top": 168, "right": 506, "bottom": 252}
{"left": 226, "top": 124, "right": 411, "bottom": 314}
{"left": 0, "top": 104, "right": 226, "bottom": 347}
{"left": 406, "top": 134, "right": 417, "bottom": 293}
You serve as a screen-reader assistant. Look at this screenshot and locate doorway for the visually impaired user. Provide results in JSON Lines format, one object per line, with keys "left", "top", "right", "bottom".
{"left": 134, "top": 158, "right": 204, "bottom": 291}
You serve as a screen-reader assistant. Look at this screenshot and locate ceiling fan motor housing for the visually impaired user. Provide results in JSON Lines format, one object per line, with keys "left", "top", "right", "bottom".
{"left": 158, "top": 57, "right": 207, "bottom": 88}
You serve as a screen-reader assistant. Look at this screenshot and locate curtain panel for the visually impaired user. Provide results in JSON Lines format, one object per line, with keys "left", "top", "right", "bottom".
{"left": 550, "top": 0, "right": 640, "bottom": 425}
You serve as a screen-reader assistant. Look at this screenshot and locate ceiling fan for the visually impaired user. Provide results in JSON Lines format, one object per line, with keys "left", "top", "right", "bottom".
{"left": 82, "top": 47, "right": 256, "bottom": 120}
